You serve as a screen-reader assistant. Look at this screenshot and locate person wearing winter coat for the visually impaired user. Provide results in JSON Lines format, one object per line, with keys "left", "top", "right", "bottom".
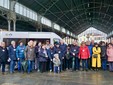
{"left": 54, "top": 42, "right": 62, "bottom": 71}
{"left": 65, "top": 45, "right": 71, "bottom": 70}
{"left": 16, "top": 41, "right": 26, "bottom": 72}
{"left": 24, "top": 40, "right": 36, "bottom": 73}
{"left": 59, "top": 40, "right": 67, "bottom": 71}
{"left": 92, "top": 43, "right": 101, "bottom": 71}
{"left": 86, "top": 41, "right": 93, "bottom": 70}
{"left": 79, "top": 41, "right": 90, "bottom": 71}
{"left": 38, "top": 44, "right": 48, "bottom": 73}
{"left": 47, "top": 44, "right": 55, "bottom": 72}
{"left": 100, "top": 41, "right": 107, "bottom": 70}
{"left": 107, "top": 43, "right": 113, "bottom": 72}
{"left": 8, "top": 41, "right": 17, "bottom": 74}
{"left": 53, "top": 54, "right": 61, "bottom": 73}
{"left": 70, "top": 41, "right": 80, "bottom": 71}
{"left": 35, "top": 42, "right": 42, "bottom": 72}
{"left": 0, "top": 42, "right": 8, "bottom": 75}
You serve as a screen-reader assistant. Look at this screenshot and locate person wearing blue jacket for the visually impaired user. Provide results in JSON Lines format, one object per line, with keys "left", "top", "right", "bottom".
{"left": 16, "top": 41, "right": 26, "bottom": 72}
{"left": 54, "top": 42, "right": 62, "bottom": 71}
{"left": 59, "top": 40, "right": 67, "bottom": 71}
{"left": 70, "top": 41, "right": 80, "bottom": 71}
{"left": 47, "top": 44, "right": 55, "bottom": 72}
{"left": 8, "top": 41, "right": 17, "bottom": 74}
{"left": 86, "top": 41, "right": 93, "bottom": 70}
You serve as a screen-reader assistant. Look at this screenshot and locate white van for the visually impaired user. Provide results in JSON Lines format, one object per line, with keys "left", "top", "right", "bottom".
{"left": 0, "top": 31, "right": 62, "bottom": 46}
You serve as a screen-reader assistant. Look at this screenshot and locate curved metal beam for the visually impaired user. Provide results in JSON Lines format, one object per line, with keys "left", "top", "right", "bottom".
{"left": 63, "top": 11, "right": 112, "bottom": 27}
{"left": 71, "top": 17, "right": 112, "bottom": 28}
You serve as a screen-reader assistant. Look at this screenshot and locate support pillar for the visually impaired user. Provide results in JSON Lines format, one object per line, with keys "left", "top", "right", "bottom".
{"left": 13, "top": 20, "right": 16, "bottom": 31}
{"left": 8, "top": 20, "right": 11, "bottom": 31}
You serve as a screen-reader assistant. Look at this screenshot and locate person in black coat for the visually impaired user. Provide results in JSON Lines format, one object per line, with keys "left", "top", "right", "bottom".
{"left": 0, "top": 42, "right": 8, "bottom": 75}
{"left": 8, "top": 41, "right": 17, "bottom": 74}
{"left": 100, "top": 41, "right": 107, "bottom": 70}
{"left": 39, "top": 44, "right": 49, "bottom": 73}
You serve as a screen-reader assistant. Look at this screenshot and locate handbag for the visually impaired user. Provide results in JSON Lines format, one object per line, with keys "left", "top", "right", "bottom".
{"left": 21, "top": 60, "right": 28, "bottom": 72}
{"left": 93, "top": 54, "right": 98, "bottom": 58}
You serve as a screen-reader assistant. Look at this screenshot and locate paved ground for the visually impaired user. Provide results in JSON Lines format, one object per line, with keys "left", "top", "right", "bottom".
{"left": 0, "top": 70, "right": 113, "bottom": 85}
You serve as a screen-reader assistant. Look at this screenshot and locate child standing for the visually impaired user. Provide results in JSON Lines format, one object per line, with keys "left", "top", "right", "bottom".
{"left": 53, "top": 54, "right": 61, "bottom": 73}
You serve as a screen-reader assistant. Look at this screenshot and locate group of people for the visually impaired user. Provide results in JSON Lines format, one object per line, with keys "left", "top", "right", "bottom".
{"left": 0, "top": 39, "right": 113, "bottom": 75}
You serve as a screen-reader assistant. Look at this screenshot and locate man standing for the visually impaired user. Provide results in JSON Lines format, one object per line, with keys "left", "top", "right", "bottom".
{"left": 8, "top": 41, "right": 17, "bottom": 74}
{"left": 70, "top": 40, "right": 80, "bottom": 71}
{"left": 59, "top": 40, "right": 67, "bottom": 71}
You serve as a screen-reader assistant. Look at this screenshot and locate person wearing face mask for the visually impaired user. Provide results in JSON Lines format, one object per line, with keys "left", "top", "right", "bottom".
{"left": 16, "top": 41, "right": 26, "bottom": 72}
{"left": 92, "top": 43, "right": 101, "bottom": 71}
{"left": 8, "top": 41, "right": 17, "bottom": 74}
{"left": 0, "top": 42, "right": 8, "bottom": 75}
{"left": 24, "top": 40, "right": 36, "bottom": 74}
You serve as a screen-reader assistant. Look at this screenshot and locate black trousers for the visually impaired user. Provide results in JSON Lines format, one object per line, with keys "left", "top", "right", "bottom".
{"left": 40, "top": 62, "right": 47, "bottom": 73}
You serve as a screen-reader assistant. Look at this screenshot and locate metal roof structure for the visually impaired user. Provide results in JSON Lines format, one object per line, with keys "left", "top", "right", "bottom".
{"left": 18, "top": 0, "right": 113, "bottom": 35}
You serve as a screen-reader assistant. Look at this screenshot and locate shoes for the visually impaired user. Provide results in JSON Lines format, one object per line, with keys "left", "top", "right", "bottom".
{"left": 50, "top": 70, "right": 52, "bottom": 72}
{"left": 2, "top": 72, "right": 5, "bottom": 75}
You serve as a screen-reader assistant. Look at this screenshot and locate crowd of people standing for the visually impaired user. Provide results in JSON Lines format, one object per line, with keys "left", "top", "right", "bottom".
{"left": 0, "top": 39, "right": 113, "bottom": 75}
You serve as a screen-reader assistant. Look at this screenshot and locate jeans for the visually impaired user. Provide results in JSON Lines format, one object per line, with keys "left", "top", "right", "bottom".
{"left": 82, "top": 59, "right": 88, "bottom": 70}
{"left": 18, "top": 58, "right": 24, "bottom": 72}
{"left": 49, "top": 60, "right": 53, "bottom": 71}
{"left": 27, "top": 60, "right": 34, "bottom": 73}
{"left": 0, "top": 62, "right": 6, "bottom": 72}
{"left": 101, "top": 59, "right": 107, "bottom": 70}
{"left": 10, "top": 60, "right": 16, "bottom": 73}
{"left": 109, "top": 62, "right": 113, "bottom": 71}
{"left": 54, "top": 66, "right": 60, "bottom": 73}
{"left": 72, "top": 57, "right": 80, "bottom": 70}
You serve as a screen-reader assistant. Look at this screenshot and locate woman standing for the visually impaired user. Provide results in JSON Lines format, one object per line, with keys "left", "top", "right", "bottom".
{"left": 79, "top": 41, "right": 90, "bottom": 71}
{"left": 39, "top": 44, "right": 48, "bottom": 73}
{"left": 24, "top": 40, "right": 36, "bottom": 74}
{"left": 92, "top": 43, "right": 101, "bottom": 71}
{"left": 107, "top": 43, "right": 113, "bottom": 72}
{"left": 0, "top": 42, "right": 8, "bottom": 75}
{"left": 16, "top": 41, "right": 26, "bottom": 72}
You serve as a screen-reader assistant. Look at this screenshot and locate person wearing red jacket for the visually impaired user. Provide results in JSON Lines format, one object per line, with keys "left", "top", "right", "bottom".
{"left": 79, "top": 41, "right": 90, "bottom": 71}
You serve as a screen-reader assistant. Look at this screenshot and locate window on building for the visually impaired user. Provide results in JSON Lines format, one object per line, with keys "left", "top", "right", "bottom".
{"left": 41, "top": 17, "right": 51, "bottom": 27}
{"left": 54, "top": 23, "right": 60, "bottom": 31}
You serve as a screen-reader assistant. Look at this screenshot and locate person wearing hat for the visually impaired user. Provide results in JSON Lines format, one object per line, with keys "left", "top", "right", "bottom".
{"left": 92, "top": 43, "right": 101, "bottom": 71}
{"left": 53, "top": 54, "right": 61, "bottom": 73}
{"left": 16, "top": 40, "right": 26, "bottom": 72}
{"left": 54, "top": 42, "right": 62, "bottom": 71}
